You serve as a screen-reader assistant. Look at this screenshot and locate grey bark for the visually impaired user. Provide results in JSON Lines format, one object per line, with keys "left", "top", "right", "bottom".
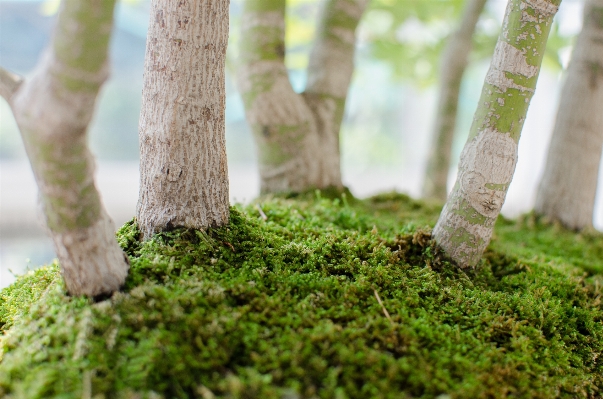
{"left": 433, "top": 0, "right": 561, "bottom": 268}
{"left": 0, "top": 0, "right": 129, "bottom": 296}
{"left": 423, "top": 0, "right": 488, "bottom": 202}
{"left": 238, "top": 0, "right": 368, "bottom": 194}
{"left": 534, "top": 0, "right": 603, "bottom": 230}
{"left": 137, "top": 0, "right": 231, "bottom": 239}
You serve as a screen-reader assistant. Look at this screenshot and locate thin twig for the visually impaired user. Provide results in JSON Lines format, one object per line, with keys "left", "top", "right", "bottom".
{"left": 374, "top": 289, "right": 394, "bottom": 326}
{"left": 256, "top": 204, "right": 268, "bottom": 221}
{"left": 0, "top": 67, "right": 24, "bottom": 102}
{"left": 222, "top": 241, "right": 235, "bottom": 252}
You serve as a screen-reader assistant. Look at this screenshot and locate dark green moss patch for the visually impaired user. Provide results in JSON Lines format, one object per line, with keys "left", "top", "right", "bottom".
{"left": 1, "top": 195, "right": 602, "bottom": 398}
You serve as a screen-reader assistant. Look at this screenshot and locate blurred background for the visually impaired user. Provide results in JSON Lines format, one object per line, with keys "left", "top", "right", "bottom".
{"left": 0, "top": 0, "right": 595, "bottom": 288}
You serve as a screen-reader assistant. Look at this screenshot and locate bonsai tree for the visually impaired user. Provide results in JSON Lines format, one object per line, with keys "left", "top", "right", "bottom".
{"left": 422, "top": 0, "right": 488, "bottom": 201}
{"left": 237, "top": 0, "right": 369, "bottom": 194}
{"left": 433, "top": 0, "right": 561, "bottom": 267}
{"left": 0, "top": 0, "right": 129, "bottom": 297}
{"left": 137, "top": 0, "right": 232, "bottom": 239}
{"left": 534, "top": 0, "right": 603, "bottom": 230}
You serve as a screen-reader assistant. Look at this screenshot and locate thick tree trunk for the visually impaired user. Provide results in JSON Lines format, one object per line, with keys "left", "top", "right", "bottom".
{"left": 238, "top": 0, "right": 321, "bottom": 194}
{"left": 137, "top": 0, "right": 231, "bottom": 239}
{"left": 534, "top": 0, "right": 603, "bottom": 230}
{"left": 433, "top": 0, "right": 560, "bottom": 268}
{"left": 422, "top": 0, "right": 488, "bottom": 202}
{"left": 238, "top": 0, "right": 367, "bottom": 194}
{"left": 0, "top": 0, "right": 129, "bottom": 296}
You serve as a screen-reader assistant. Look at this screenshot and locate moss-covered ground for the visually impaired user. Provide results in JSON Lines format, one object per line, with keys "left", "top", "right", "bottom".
{"left": 1, "top": 193, "right": 602, "bottom": 398}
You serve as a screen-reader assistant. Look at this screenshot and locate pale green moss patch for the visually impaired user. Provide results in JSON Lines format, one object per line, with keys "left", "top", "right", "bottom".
{"left": 0, "top": 193, "right": 601, "bottom": 398}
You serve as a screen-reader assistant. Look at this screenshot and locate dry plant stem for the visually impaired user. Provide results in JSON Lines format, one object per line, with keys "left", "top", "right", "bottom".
{"left": 7, "top": 0, "right": 129, "bottom": 296}
{"left": 534, "top": 0, "right": 603, "bottom": 230}
{"left": 238, "top": 0, "right": 367, "bottom": 194}
{"left": 433, "top": 0, "right": 561, "bottom": 268}
{"left": 374, "top": 289, "right": 394, "bottom": 325}
{"left": 423, "top": 0, "right": 488, "bottom": 201}
{"left": 255, "top": 204, "right": 268, "bottom": 221}
{"left": 137, "top": 0, "right": 231, "bottom": 239}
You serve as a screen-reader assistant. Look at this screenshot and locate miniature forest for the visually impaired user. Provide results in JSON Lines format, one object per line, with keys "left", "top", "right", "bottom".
{"left": 1, "top": 192, "right": 602, "bottom": 398}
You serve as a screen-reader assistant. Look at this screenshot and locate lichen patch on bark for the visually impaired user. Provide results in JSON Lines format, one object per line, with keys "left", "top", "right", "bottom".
{"left": 458, "top": 129, "right": 517, "bottom": 218}
{"left": 485, "top": 41, "right": 538, "bottom": 92}
{"left": 523, "top": 0, "right": 559, "bottom": 16}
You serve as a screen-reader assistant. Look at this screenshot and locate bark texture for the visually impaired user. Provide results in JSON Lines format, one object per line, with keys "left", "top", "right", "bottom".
{"left": 238, "top": 0, "right": 368, "bottom": 194}
{"left": 433, "top": 0, "right": 560, "bottom": 268}
{"left": 534, "top": 0, "right": 603, "bottom": 230}
{"left": 423, "top": 0, "right": 488, "bottom": 202}
{"left": 3, "top": 0, "right": 129, "bottom": 296}
{"left": 137, "top": 0, "right": 231, "bottom": 239}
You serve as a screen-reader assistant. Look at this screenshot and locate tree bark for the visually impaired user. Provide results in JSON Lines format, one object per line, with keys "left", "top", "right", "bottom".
{"left": 137, "top": 0, "right": 231, "bottom": 239}
{"left": 238, "top": 0, "right": 368, "bottom": 194}
{"left": 422, "top": 0, "right": 488, "bottom": 202}
{"left": 304, "top": 0, "right": 369, "bottom": 189}
{"left": 237, "top": 0, "right": 321, "bottom": 194}
{"left": 1, "top": 0, "right": 129, "bottom": 296}
{"left": 433, "top": 0, "right": 561, "bottom": 268}
{"left": 534, "top": 0, "right": 603, "bottom": 230}
{"left": 0, "top": 68, "right": 23, "bottom": 101}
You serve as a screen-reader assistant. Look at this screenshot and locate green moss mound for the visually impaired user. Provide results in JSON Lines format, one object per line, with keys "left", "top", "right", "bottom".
{"left": 1, "top": 193, "right": 602, "bottom": 398}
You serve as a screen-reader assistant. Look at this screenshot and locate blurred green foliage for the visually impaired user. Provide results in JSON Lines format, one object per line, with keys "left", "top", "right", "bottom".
{"left": 365, "top": 0, "right": 573, "bottom": 86}
{"left": 230, "top": 0, "right": 574, "bottom": 88}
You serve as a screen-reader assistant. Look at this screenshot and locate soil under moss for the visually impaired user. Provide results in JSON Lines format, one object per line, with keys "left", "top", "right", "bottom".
{"left": 1, "top": 192, "right": 602, "bottom": 398}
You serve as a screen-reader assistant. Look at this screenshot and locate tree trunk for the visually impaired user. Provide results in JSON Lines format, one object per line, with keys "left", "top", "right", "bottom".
{"left": 422, "top": 0, "right": 488, "bottom": 202}
{"left": 304, "top": 0, "right": 369, "bottom": 189}
{"left": 238, "top": 0, "right": 368, "bottom": 194}
{"left": 534, "top": 0, "right": 603, "bottom": 230}
{"left": 237, "top": 0, "right": 321, "bottom": 194}
{"left": 433, "top": 0, "right": 561, "bottom": 268}
{"left": 137, "top": 0, "right": 231, "bottom": 239}
{"left": 0, "top": 0, "right": 129, "bottom": 296}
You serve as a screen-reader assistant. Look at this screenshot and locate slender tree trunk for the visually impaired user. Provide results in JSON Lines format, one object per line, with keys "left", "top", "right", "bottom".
{"left": 137, "top": 0, "right": 231, "bottom": 239}
{"left": 534, "top": 0, "right": 603, "bottom": 230}
{"left": 238, "top": 0, "right": 367, "bottom": 194}
{"left": 304, "top": 0, "right": 369, "bottom": 189}
{"left": 433, "top": 0, "right": 561, "bottom": 268}
{"left": 0, "top": 0, "right": 129, "bottom": 296}
{"left": 423, "top": 0, "right": 488, "bottom": 202}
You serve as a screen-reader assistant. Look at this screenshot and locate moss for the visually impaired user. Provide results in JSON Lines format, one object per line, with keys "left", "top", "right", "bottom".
{"left": 0, "top": 263, "right": 61, "bottom": 331}
{"left": 0, "top": 194, "right": 602, "bottom": 398}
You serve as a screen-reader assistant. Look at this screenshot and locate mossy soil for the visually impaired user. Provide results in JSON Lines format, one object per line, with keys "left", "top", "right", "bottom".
{"left": 1, "top": 192, "right": 602, "bottom": 399}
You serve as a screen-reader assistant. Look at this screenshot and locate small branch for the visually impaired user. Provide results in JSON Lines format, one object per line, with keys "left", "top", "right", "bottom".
{"left": 374, "top": 289, "right": 394, "bottom": 326}
{"left": 256, "top": 204, "right": 268, "bottom": 221}
{"left": 0, "top": 67, "right": 24, "bottom": 102}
